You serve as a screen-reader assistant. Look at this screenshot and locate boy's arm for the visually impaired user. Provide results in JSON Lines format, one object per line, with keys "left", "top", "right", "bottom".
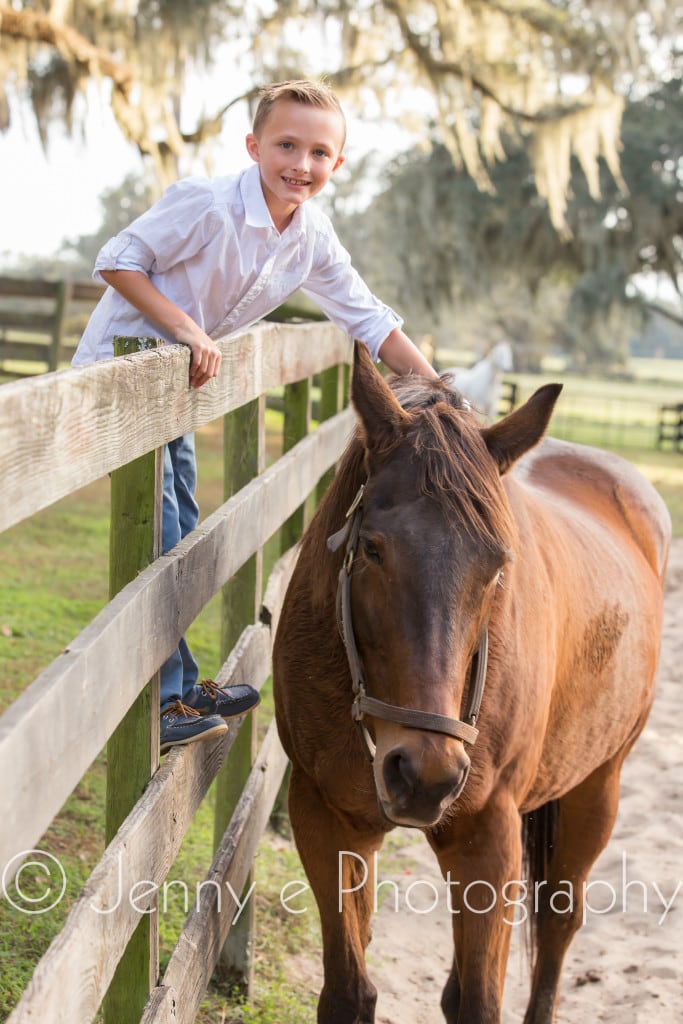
{"left": 100, "top": 269, "right": 221, "bottom": 389}
{"left": 377, "top": 328, "right": 438, "bottom": 378}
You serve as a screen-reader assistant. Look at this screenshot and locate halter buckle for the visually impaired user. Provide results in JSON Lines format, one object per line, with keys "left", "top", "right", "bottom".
{"left": 345, "top": 483, "right": 365, "bottom": 519}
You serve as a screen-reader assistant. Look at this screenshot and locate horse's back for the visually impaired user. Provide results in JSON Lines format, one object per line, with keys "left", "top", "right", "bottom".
{"left": 514, "top": 436, "right": 671, "bottom": 581}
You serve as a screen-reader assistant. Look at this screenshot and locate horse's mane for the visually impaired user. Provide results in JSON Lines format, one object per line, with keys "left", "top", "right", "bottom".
{"left": 306, "top": 374, "right": 517, "bottom": 607}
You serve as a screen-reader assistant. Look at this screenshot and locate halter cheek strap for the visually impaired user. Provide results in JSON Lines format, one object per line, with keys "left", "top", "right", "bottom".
{"left": 327, "top": 483, "right": 489, "bottom": 762}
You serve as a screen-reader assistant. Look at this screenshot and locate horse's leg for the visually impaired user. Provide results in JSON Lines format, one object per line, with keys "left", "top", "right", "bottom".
{"left": 523, "top": 752, "right": 624, "bottom": 1024}
{"left": 288, "top": 765, "right": 384, "bottom": 1024}
{"left": 427, "top": 790, "right": 522, "bottom": 1024}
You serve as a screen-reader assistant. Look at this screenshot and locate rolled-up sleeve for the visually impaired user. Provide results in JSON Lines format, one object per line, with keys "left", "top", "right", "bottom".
{"left": 301, "top": 225, "right": 402, "bottom": 360}
{"left": 93, "top": 178, "right": 222, "bottom": 283}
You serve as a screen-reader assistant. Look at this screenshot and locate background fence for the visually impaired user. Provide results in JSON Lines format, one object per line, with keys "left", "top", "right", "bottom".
{"left": 0, "top": 275, "right": 105, "bottom": 375}
{"left": 0, "top": 322, "right": 354, "bottom": 1023}
{"left": 502, "top": 371, "right": 683, "bottom": 453}
{"left": 2, "top": 275, "right": 683, "bottom": 455}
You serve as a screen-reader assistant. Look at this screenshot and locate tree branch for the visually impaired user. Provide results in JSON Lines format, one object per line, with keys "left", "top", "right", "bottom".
{"left": 643, "top": 300, "right": 683, "bottom": 326}
{"left": 179, "top": 54, "right": 399, "bottom": 147}
{"left": 0, "top": 5, "right": 133, "bottom": 96}
{"left": 382, "top": 0, "right": 586, "bottom": 125}
{"left": 179, "top": 87, "right": 261, "bottom": 145}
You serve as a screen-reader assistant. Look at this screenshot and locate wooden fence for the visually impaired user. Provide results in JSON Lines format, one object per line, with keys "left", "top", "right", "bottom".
{"left": 0, "top": 276, "right": 105, "bottom": 374}
{"left": 0, "top": 322, "right": 354, "bottom": 1023}
{"left": 657, "top": 402, "right": 683, "bottom": 453}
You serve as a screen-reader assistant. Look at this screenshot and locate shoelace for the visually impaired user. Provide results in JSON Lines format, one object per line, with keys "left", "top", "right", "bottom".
{"left": 197, "top": 679, "right": 229, "bottom": 700}
{"left": 162, "top": 700, "right": 201, "bottom": 720}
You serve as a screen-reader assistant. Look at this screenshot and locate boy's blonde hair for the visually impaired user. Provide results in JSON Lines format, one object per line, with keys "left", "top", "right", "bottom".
{"left": 252, "top": 80, "right": 346, "bottom": 147}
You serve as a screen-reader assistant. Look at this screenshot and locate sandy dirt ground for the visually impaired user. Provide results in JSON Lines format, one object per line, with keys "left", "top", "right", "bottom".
{"left": 292, "top": 538, "right": 683, "bottom": 1023}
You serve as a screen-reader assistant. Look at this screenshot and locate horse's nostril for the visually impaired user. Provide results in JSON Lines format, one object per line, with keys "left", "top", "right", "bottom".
{"left": 382, "top": 747, "right": 417, "bottom": 801}
{"left": 382, "top": 745, "right": 471, "bottom": 810}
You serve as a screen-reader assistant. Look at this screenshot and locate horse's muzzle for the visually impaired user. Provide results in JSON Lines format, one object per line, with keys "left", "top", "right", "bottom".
{"left": 375, "top": 742, "right": 471, "bottom": 828}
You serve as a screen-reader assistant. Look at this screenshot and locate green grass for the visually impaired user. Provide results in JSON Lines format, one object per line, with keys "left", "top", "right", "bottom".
{"left": 0, "top": 414, "right": 316, "bottom": 1024}
{"left": 0, "top": 761, "right": 320, "bottom": 1023}
{"left": 156, "top": 778, "right": 321, "bottom": 1024}
{"left": 437, "top": 351, "right": 683, "bottom": 388}
{"left": 0, "top": 478, "right": 111, "bottom": 705}
{"left": 1, "top": 375, "right": 683, "bottom": 1022}
{"left": 511, "top": 369, "right": 683, "bottom": 437}
{"left": 0, "top": 759, "right": 108, "bottom": 1015}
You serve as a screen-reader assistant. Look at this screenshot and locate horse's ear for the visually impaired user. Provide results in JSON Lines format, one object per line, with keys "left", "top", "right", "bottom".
{"left": 351, "top": 341, "right": 409, "bottom": 452}
{"left": 481, "top": 383, "right": 563, "bottom": 475}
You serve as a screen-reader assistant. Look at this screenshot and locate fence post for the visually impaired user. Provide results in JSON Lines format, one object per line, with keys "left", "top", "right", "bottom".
{"left": 316, "top": 364, "right": 346, "bottom": 503}
{"left": 213, "top": 394, "right": 265, "bottom": 992}
{"left": 280, "top": 377, "right": 311, "bottom": 551}
{"left": 268, "top": 375, "right": 316, "bottom": 833}
{"left": 49, "top": 280, "right": 73, "bottom": 372}
{"left": 104, "top": 336, "right": 163, "bottom": 1024}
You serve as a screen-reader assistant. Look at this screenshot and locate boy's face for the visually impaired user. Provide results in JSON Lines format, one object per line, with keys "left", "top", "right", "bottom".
{"left": 246, "top": 99, "right": 345, "bottom": 227}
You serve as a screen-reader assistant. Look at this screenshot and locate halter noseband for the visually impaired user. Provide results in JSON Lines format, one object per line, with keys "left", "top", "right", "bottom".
{"left": 327, "top": 483, "right": 489, "bottom": 762}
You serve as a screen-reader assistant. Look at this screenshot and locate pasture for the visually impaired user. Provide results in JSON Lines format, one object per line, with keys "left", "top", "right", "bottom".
{"left": 0, "top": 412, "right": 326, "bottom": 1023}
{"left": 1, "top": 357, "right": 682, "bottom": 1023}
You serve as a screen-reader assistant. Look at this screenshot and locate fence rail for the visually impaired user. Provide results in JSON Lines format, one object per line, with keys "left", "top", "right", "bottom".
{"left": 508, "top": 374, "right": 683, "bottom": 451}
{"left": 0, "top": 276, "right": 105, "bottom": 373}
{"left": 657, "top": 402, "right": 683, "bottom": 452}
{"left": 0, "top": 322, "right": 354, "bottom": 1023}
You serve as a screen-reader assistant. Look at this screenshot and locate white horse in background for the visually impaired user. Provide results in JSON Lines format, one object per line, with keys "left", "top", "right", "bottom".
{"left": 443, "top": 340, "right": 514, "bottom": 422}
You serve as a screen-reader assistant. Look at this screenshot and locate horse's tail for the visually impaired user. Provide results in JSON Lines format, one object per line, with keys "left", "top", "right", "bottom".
{"left": 521, "top": 800, "right": 560, "bottom": 958}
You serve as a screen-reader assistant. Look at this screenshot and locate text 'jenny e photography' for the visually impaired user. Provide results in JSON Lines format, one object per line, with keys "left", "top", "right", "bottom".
{"left": 2, "top": 848, "right": 680, "bottom": 927}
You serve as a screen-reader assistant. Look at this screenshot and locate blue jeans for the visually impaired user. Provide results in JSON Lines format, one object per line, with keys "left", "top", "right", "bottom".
{"left": 160, "top": 434, "right": 200, "bottom": 708}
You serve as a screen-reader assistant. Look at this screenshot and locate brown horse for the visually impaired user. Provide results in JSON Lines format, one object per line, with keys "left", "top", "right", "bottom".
{"left": 273, "top": 342, "right": 671, "bottom": 1024}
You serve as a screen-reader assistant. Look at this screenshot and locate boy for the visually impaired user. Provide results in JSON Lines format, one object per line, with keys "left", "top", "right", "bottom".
{"left": 73, "top": 79, "right": 437, "bottom": 752}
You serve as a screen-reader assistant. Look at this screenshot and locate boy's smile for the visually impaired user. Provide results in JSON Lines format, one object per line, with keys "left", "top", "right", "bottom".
{"left": 246, "top": 99, "right": 345, "bottom": 232}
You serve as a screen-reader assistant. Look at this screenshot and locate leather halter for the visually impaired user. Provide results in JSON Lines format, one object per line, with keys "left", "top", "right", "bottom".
{"left": 327, "top": 483, "right": 489, "bottom": 762}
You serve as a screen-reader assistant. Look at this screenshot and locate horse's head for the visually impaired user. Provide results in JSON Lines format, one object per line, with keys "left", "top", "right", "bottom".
{"left": 342, "top": 342, "right": 560, "bottom": 828}
{"left": 490, "top": 340, "right": 513, "bottom": 373}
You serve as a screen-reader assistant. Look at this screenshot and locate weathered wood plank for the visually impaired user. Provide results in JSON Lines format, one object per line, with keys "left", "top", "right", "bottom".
{"left": 0, "top": 276, "right": 102, "bottom": 302}
{"left": 156, "top": 720, "right": 290, "bottom": 1024}
{"left": 0, "top": 322, "right": 352, "bottom": 533}
{"left": 0, "top": 412, "right": 352, "bottom": 880}
{"left": 140, "top": 987, "right": 177, "bottom": 1023}
{"left": 5, "top": 551, "right": 297, "bottom": 1024}
{"left": 71, "top": 281, "right": 106, "bottom": 302}
{"left": 0, "top": 311, "right": 57, "bottom": 330}
{"left": 0, "top": 276, "right": 62, "bottom": 298}
{"left": 214, "top": 394, "right": 265, "bottom": 987}
{"left": 5, "top": 716, "right": 245, "bottom": 1024}
{"left": 260, "top": 545, "right": 299, "bottom": 630}
{"left": 0, "top": 339, "right": 52, "bottom": 361}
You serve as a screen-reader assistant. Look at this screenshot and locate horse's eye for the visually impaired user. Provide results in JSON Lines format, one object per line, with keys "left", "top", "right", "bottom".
{"left": 361, "top": 537, "right": 382, "bottom": 564}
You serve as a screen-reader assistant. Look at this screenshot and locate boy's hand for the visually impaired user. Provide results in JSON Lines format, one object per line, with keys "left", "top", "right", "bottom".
{"left": 176, "top": 325, "right": 223, "bottom": 388}
{"left": 99, "top": 270, "right": 222, "bottom": 388}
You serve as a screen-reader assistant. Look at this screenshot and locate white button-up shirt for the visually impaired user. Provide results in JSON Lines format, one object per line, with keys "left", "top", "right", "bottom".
{"left": 72, "top": 163, "right": 402, "bottom": 365}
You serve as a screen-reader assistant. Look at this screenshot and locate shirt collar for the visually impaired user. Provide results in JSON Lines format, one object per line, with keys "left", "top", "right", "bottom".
{"left": 240, "top": 163, "right": 307, "bottom": 236}
{"left": 241, "top": 164, "right": 275, "bottom": 229}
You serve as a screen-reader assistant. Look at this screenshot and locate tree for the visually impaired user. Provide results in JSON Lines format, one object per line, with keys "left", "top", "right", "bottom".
{"left": 332, "top": 78, "right": 683, "bottom": 370}
{"left": 2, "top": 1, "right": 681, "bottom": 231}
{"left": 58, "top": 174, "right": 154, "bottom": 276}
{"left": 0, "top": 1, "right": 252, "bottom": 188}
